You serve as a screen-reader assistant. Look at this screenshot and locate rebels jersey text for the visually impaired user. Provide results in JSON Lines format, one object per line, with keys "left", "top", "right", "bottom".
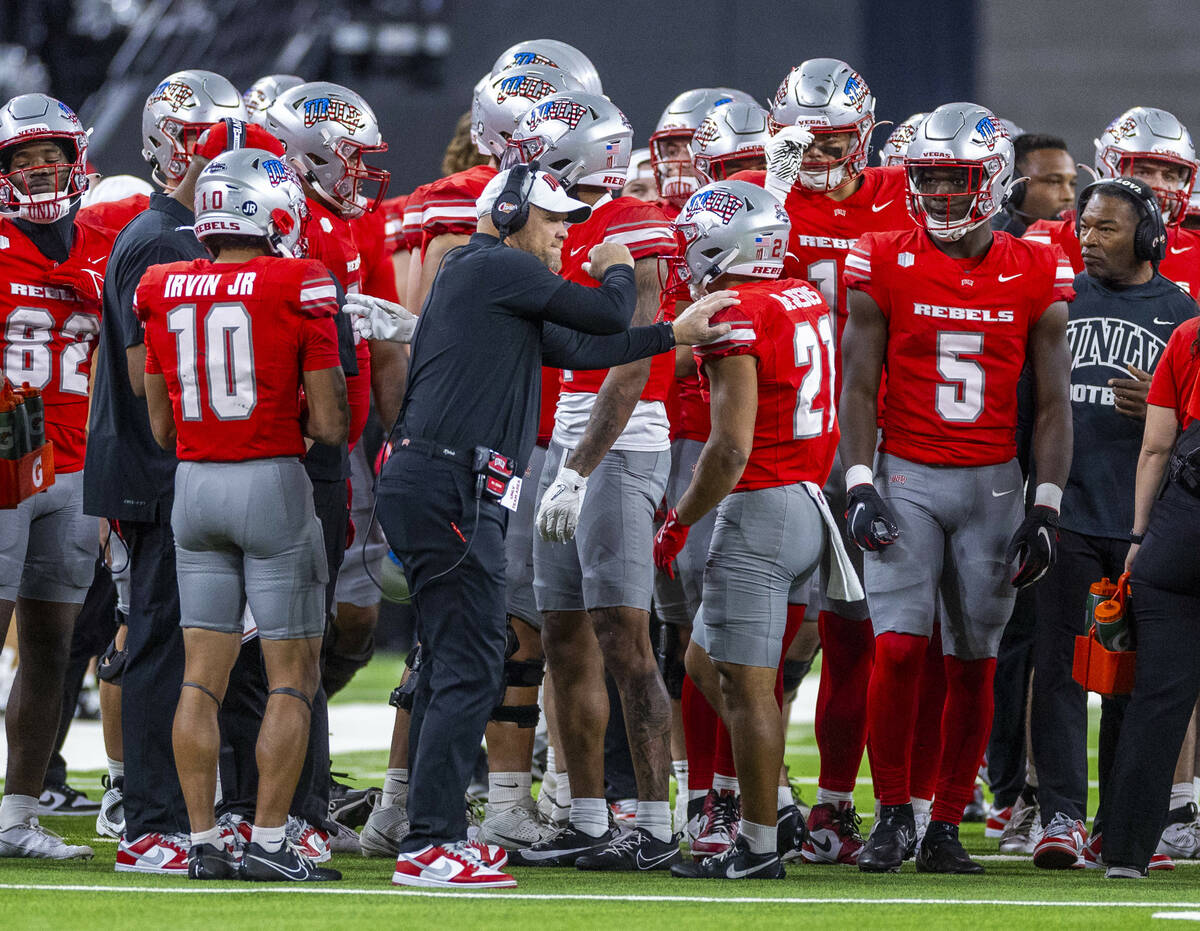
{"left": 845, "top": 229, "right": 1075, "bottom": 466}
{"left": 694, "top": 278, "right": 839, "bottom": 491}
{"left": 136, "top": 256, "right": 341, "bottom": 462}
{"left": 0, "top": 216, "right": 113, "bottom": 472}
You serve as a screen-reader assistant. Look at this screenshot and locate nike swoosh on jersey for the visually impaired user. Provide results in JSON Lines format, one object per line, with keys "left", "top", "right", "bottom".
{"left": 1154, "top": 318, "right": 1175, "bottom": 325}
{"left": 636, "top": 848, "right": 679, "bottom": 870}
{"left": 992, "top": 489, "right": 1015, "bottom": 497}
{"left": 570, "top": 244, "right": 589, "bottom": 257}
{"left": 88, "top": 256, "right": 105, "bottom": 264}
{"left": 871, "top": 200, "right": 894, "bottom": 213}
{"left": 1171, "top": 246, "right": 1194, "bottom": 254}
{"left": 998, "top": 273, "right": 1022, "bottom": 282}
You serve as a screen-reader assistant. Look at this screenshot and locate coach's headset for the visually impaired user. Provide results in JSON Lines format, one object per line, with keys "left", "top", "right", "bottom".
{"left": 1074, "top": 175, "right": 1167, "bottom": 265}
{"left": 491, "top": 159, "right": 540, "bottom": 241}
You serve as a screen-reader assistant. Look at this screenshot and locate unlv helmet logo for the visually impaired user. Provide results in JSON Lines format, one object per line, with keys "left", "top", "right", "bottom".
{"left": 302, "top": 97, "right": 364, "bottom": 132}
{"left": 510, "top": 51, "right": 558, "bottom": 68}
{"left": 771, "top": 75, "right": 791, "bottom": 111}
{"left": 972, "top": 116, "right": 1001, "bottom": 150}
{"left": 891, "top": 123, "right": 918, "bottom": 146}
{"left": 682, "top": 188, "right": 744, "bottom": 224}
{"left": 496, "top": 75, "right": 555, "bottom": 104}
{"left": 262, "top": 158, "right": 292, "bottom": 186}
{"left": 526, "top": 99, "right": 589, "bottom": 132}
{"left": 1108, "top": 116, "right": 1139, "bottom": 141}
{"left": 149, "top": 81, "right": 197, "bottom": 113}
{"left": 843, "top": 72, "right": 869, "bottom": 111}
{"left": 693, "top": 117, "right": 721, "bottom": 149}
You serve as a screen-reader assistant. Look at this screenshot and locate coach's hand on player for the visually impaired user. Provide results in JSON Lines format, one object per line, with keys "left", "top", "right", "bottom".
{"left": 582, "top": 241, "right": 634, "bottom": 280}
{"left": 536, "top": 464, "right": 588, "bottom": 542}
{"left": 653, "top": 508, "right": 690, "bottom": 579}
{"left": 344, "top": 292, "right": 418, "bottom": 343}
{"left": 765, "top": 125, "right": 814, "bottom": 199}
{"left": 845, "top": 482, "right": 900, "bottom": 551}
{"left": 671, "top": 290, "right": 739, "bottom": 346}
{"left": 1109, "top": 363, "right": 1152, "bottom": 421}
{"left": 1006, "top": 505, "right": 1060, "bottom": 588}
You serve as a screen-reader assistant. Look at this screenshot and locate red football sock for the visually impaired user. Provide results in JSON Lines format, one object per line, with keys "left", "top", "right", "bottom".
{"left": 867, "top": 631, "right": 928, "bottom": 805}
{"left": 774, "top": 604, "right": 806, "bottom": 709}
{"left": 908, "top": 626, "right": 946, "bottom": 801}
{"left": 682, "top": 674, "right": 717, "bottom": 793}
{"left": 714, "top": 717, "right": 736, "bottom": 781}
{"left": 815, "top": 611, "right": 875, "bottom": 793}
{"left": 930, "top": 655, "right": 997, "bottom": 825}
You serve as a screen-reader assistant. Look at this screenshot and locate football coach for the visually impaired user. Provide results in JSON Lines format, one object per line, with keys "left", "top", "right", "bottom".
{"left": 348, "top": 163, "right": 737, "bottom": 887}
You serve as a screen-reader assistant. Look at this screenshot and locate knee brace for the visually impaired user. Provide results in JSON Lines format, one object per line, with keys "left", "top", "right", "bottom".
{"left": 182, "top": 680, "right": 222, "bottom": 708}
{"left": 388, "top": 644, "right": 421, "bottom": 711}
{"left": 97, "top": 635, "right": 128, "bottom": 684}
{"left": 490, "top": 654, "right": 545, "bottom": 728}
{"left": 269, "top": 686, "right": 314, "bottom": 712}
{"left": 321, "top": 626, "right": 377, "bottom": 698}
{"left": 782, "top": 654, "right": 817, "bottom": 694}
{"left": 656, "top": 619, "right": 687, "bottom": 700}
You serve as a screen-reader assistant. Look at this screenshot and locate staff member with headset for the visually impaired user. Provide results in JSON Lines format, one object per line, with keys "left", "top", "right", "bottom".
{"left": 1104, "top": 238, "right": 1200, "bottom": 878}
{"left": 1026, "top": 176, "right": 1196, "bottom": 870}
{"left": 348, "top": 163, "right": 736, "bottom": 889}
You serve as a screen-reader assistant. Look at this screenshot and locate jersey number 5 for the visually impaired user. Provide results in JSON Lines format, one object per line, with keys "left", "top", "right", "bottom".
{"left": 936, "top": 331, "right": 985, "bottom": 422}
{"left": 167, "top": 302, "right": 257, "bottom": 421}
{"left": 793, "top": 314, "right": 837, "bottom": 439}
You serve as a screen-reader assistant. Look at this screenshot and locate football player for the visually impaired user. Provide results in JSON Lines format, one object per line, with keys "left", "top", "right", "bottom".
{"left": 621, "top": 148, "right": 656, "bottom": 202}
{"left": 1025, "top": 107, "right": 1200, "bottom": 297}
{"left": 0, "top": 93, "right": 112, "bottom": 861}
{"left": 242, "top": 74, "right": 303, "bottom": 124}
{"left": 877, "top": 113, "right": 928, "bottom": 168}
{"left": 840, "top": 103, "right": 1074, "bottom": 874}
{"left": 655, "top": 181, "right": 847, "bottom": 879}
{"left": 502, "top": 91, "right": 681, "bottom": 871}
{"left": 137, "top": 149, "right": 346, "bottom": 882}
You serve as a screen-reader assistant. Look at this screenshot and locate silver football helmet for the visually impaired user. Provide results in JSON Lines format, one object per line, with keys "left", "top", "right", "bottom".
{"left": 142, "top": 70, "right": 247, "bottom": 189}
{"left": 264, "top": 81, "right": 389, "bottom": 218}
{"left": 878, "top": 112, "right": 927, "bottom": 167}
{"left": 243, "top": 74, "right": 304, "bottom": 125}
{"left": 1095, "top": 106, "right": 1197, "bottom": 222}
{"left": 904, "top": 102, "right": 1015, "bottom": 241}
{"left": 0, "top": 93, "right": 89, "bottom": 223}
{"left": 673, "top": 180, "right": 790, "bottom": 294}
{"left": 770, "top": 58, "right": 876, "bottom": 192}
{"left": 490, "top": 39, "right": 602, "bottom": 95}
{"left": 690, "top": 101, "right": 772, "bottom": 183}
{"left": 650, "top": 87, "right": 758, "bottom": 206}
{"left": 193, "top": 147, "right": 308, "bottom": 258}
{"left": 472, "top": 66, "right": 585, "bottom": 159}
{"left": 500, "top": 92, "right": 633, "bottom": 190}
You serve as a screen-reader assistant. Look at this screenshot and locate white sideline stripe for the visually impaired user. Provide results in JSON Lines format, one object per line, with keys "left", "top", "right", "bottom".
{"left": 0, "top": 884, "right": 1197, "bottom": 907}
{"left": 1156, "top": 913, "right": 1200, "bottom": 920}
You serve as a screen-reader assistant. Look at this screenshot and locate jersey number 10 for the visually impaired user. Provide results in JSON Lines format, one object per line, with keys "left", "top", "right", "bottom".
{"left": 166, "top": 302, "right": 257, "bottom": 421}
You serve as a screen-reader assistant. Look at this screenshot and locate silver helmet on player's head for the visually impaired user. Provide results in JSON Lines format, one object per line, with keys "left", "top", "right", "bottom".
{"left": 142, "top": 69, "right": 247, "bottom": 189}
{"left": 904, "top": 101, "right": 1016, "bottom": 241}
{"left": 650, "top": 87, "right": 758, "bottom": 207}
{"left": 878, "top": 112, "right": 927, "bottom": 167}
{"left": 690, "top": 101, "right": 772, "bottom": 183}
{"left": 0, "top": 93, "right": 90, "bottom": 223}
{"left": 490, "top": 38, "right": 602, "bottom": 96}
{"left": 770, "top": 57, "right": 876, "bottom": 192}
{"left": 1094, "top": 106, "right": 1197, "bottom": 224}
{"left": 501, "top": 92, "right": 633, "bottom": 191}
{"left": 193, "top": 147, "right": 309, "bottom": 258}
{"left": 264, "top": 81, "right": 389, "bottom": 218}
{"left": 242, "top": 74, "right": 304, "bottom": 125}
{"left": 471, "top": 65, "right": 585, "bottom": 160}
{"left": 671, "top": 180, "right": 790, "bottom": 296}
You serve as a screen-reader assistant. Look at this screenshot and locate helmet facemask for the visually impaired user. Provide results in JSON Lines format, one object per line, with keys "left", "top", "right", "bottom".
{"left": 0, "top": 135, "right": 88, "bottom": 223}
{"left": 1112, "top": 153, "right": 1195, "bottom": 225}
{"left": 651, "top": 131, "right": 702, "bottom": 206}
{"left": 906, "top": 160, "right": 1001, "bottom": 242}
{"left": 791, "top": 119, "right": 873, "bottom": 193}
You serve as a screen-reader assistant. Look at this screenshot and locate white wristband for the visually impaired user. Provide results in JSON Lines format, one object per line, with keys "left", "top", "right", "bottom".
{"left": 845, "top": 464, "right": 874, "bottom": 489}
{"left": 1035, "top": 483, "right": 1063, "bottom": 511}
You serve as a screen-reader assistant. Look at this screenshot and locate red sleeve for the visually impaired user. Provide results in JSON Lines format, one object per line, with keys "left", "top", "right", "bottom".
{"left": 144, "top": 333, "right": 162, "bottom": 374}
{"left": 421, "top": 177, "right": 482, "bottom": 238}
{"left": 1021, "top": 219, "right": 1059, "bottom": 247}
{"left": 402, "top": 187, "right": 427, "bottom": 251}
{"left": 133, "top": 271, "right": 158, "bottom": 324}
{"left": 604, "top": 202, "right": 677, "bottom": 260}
{"left": 297, "top": 261, "right": 340, "bottom": 319}
{"left": 694, "top": 305, "right": 759, "bottom": 366}
{"left": 1049, "top": 244, "right": 1076, "bottom": 304}
{"left": 1148, "top": 322, "right": 1195, "bottom": 410}
{"left": 300, "top": 315, "right": 341, "bottom": 372}
{"left": 843, "top": 232, "right": 887, "bottom": 312}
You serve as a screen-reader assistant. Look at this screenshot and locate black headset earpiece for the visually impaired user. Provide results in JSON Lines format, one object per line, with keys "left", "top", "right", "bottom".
{"left": 1008, "top": 178, "right": 1027, "bottom": 211}
{"left": 1075, "top": 176, "right": 1167, "bottom": 264}
{"left": 222, "top": 117, "right": 248, "bottom": 152}
{"left": 491, "top": 159, "right": 540, "bottom": 240}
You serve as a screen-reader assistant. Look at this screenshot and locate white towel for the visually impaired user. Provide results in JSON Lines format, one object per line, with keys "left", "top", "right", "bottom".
{"left": 802, "top": 481, "right": 866, "bottom": 604}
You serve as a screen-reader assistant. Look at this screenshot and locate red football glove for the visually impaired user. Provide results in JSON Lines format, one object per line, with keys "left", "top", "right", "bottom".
{"left": 653, "top": 508, "right": 691, "bottom": 580}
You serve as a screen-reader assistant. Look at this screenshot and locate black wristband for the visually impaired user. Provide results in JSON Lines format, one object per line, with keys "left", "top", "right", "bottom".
{"left": 1129, "top": 531, "right": 1145, "bottom": 545}
{"left": 660, "top": 320, "right": 676, "bottom": 349}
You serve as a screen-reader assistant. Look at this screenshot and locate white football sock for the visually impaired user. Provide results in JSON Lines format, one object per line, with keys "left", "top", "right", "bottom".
{"left": 635, "top": 801, "right": 672, "bottom": 842}
{"left": 1171, "top": 781, "right": 1195, "bottom": 811}
{"left": 556, "top": 771, "right": 572, "bottom": 810}
{"left": 381, "top": 768, "right": 408, "bottom": 808}
{"left": 777, "top": 786, "right": 793, "bottom": 810}
{"left": 911, "top": 797, "right": 932, "bottom": 817}
{"left": 107, "top": 757, "right": 124, "bottom": 782}
{"left": 816, "top": 787, "right": 853, "bottom": 806}
{"left": 190, "top": 825, "right": 222, "bottom": 848}
{"left": 0, "top": 794, "right": 38, "bottom": 830}
{"left": 713, "top": 773, "right": 739, "bottom": 795}
{"left": 672, "top": 760, "right": 688, "bottom": 790}
{"left": 740, "top": 818, "right": 776, "bottom": 855}
{"left": 489, "top": 771, "right": 530, "bottom": 808}
{"left": 250, "top": 823, "right": 286, "bottom": 853}
{"left": 569, "top": 797, "right": 607, "bottom": 837}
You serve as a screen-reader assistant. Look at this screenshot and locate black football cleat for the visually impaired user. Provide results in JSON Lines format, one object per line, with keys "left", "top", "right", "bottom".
{"left": 187, "top": 842, "right": 239, "bottom": 880}
{"left": 240, "top": 841, "right": 342, "bottom": 882}
{"left": 916, "top": 821, "right": 985, "bottom": 874}
{"left": 575, "top": 827, "right": 682, "bottom": 872}
{"left": 858, "top": 804, "right": 916, "bottom": 873}
{"left": 776, "top": 803, "right": 809, "bottom": 863}
{"left": 507, "top": 824, "right": 620, "bottom": 867}
{"left": 672, "top": 837, "right": 785, "bottom": 880}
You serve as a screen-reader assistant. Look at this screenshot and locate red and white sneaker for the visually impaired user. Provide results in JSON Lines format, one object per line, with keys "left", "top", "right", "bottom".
{"left": 610, "top": 799, "right": 637, "bottom": 824}
{"left": 286, "top": 816, "right": 330, "bottom": 863}
{"left": 1033, "top": 812, "right": 1087, "bottom": 869}
{"left": 985, "top": 804, "right": 1012, "bottom": 839}
{"left": 217, "top": 813, "right": 251, "bottom": 854}
{"left": 115, "top": 831, "right": 190, "bottom": 873}
{"left": 466, "top": 839, "right": 508, "bottom": 869}
{"left": 1081, "top": 832, "right": 1176, "bottom": 871}
{"left": 801, "top": 801, "right": 865, "bottom": 865}
{"left": 392, "top": 843, "right": 516, "bottom": 888}
{"left": 691, "top": 791, "right": 740, "bottom": 858}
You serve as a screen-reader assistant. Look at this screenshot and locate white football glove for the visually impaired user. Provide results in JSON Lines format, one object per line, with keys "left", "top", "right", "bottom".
{"left": 536, "top": 465, "right": 588, "bottom": 542}
{"left": 764, "top": 125, "right": 815, "bottom": 199}
{"left": 343, "top": 292, "right": 418, "bottom": 343}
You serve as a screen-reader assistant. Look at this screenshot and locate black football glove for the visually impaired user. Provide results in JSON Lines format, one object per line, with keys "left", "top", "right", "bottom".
{"left": 845, "top": 483, "right": 900, "bottom": 552}
{"left": 1005, "top": 505, "right": 1059, "bottom": 588}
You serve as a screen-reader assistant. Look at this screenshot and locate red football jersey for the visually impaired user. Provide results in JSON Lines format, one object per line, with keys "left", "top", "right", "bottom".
{"left": 402, "top": 183, "right": 432, "bottom": 253}
{"left": 77, "top": 193, "right": 150, "bottom": 237}
{"left": 0, "top": 216, "right": 113, "bottom": 472}
{"left": 844, "top": 229, "right": 1075, "bottom": 466}
{"left": 380, "top": 193, "right": 408, "bottom": 256}
{"left": 662, "top": 287, "right": 710, "bottom": 442}
{"left": 136, "top": 256, "right": 340, "bottom": 462}
{"left": 419, "top": 164, "right": 497, "bottom": 257}
{"left": 350, "top": 208, "right": 400, "bottom": 303}
{"left": 693, "top": 278, "right": 839, "bottom": 491}
{"left": 1025, "top": 211, "right": 1200, "bottom": 299}
{"left": 1148, "top": 316, "right": 1200, "bottom": 428}
{"left": 557, "top": 195, "right": 677, "bottom": 402}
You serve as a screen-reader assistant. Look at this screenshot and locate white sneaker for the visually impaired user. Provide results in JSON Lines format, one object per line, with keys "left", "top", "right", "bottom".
{"left": 95, "top": 776, "right": 125, "bottom": 839}
{"left": 326, "top": 819, "right": 361, "bottom": 854}
{"left": 0, "top": 819, "right": 94, "bottom": 859}
{"left": 361, "top": 804, "right": 409, "bottom": 858}
{"left": 476, "top": 797, "right": 553, "bottom": 850}
{"left": 285, "top": 816, "right": 331, "bottom": 863}
{"left": 536, "top": 789, "right": 569, "bottom": 830}
{"left": 999, "top": 795, "right": 1042, "bottom": 854}
{"left": 1158, "top": 818, "right": 1200, "bottom": 860}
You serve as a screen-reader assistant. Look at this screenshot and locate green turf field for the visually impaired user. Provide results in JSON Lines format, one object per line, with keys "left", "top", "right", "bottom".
{"left": 2, "top": 653, "right": 1195, "bottom": 929}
